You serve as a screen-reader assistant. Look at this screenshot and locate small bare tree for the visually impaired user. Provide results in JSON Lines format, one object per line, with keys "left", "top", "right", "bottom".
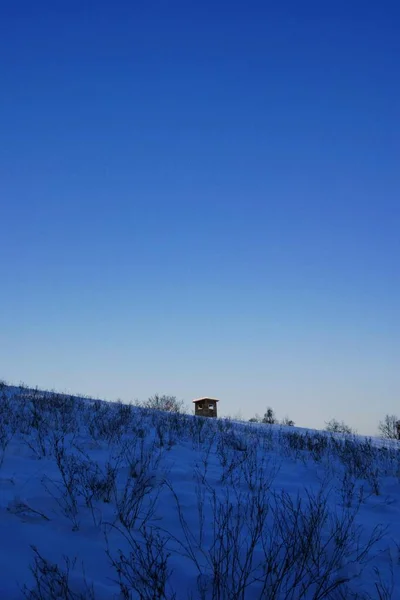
{"left": 262, "top": 407, "right": 277, "bottom": 425}
{"left": 378, "top": 414, "right": 399, "bottom": 440}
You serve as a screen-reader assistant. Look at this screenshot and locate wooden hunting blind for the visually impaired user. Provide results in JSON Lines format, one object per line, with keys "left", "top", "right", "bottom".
{"left": 193, "top": 397, "right": 219, "bottom": 418}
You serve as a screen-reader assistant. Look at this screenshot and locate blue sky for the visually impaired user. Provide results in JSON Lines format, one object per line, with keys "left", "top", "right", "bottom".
{"left": 1, "top": 1, "right": 399, "bottom": 433}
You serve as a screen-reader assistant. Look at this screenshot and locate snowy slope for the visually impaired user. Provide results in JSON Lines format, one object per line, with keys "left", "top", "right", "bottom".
{"left": 0, "top": 383, "right": 399, "bottom": 599}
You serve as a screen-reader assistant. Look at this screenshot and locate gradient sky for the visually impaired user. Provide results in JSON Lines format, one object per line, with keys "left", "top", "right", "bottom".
{"left": 1, "top": 1, "right": 399, "bottom": 434}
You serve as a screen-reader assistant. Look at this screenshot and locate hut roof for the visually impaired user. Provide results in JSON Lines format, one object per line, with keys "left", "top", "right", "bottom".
{"left": 192, "top": 397, "right": 219, "bottom": 403}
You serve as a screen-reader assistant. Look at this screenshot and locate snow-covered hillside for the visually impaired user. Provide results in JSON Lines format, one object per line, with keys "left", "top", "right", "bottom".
{"left": 0, "top": 383, "right": 399, "bottom": 599}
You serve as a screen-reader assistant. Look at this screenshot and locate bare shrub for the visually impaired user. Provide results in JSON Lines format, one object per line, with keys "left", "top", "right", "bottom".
{"left": 248, "top": 414, "right": 262, "bottom": 423}
{"left": 17, "top": 390, "right": 81, "bottom": 457}
{"left": 154, "top": 417, "right": 176, "bottom": 449}
{"left": 335, "top": 438, "right": 375, "bottom": 479}
{"left": 7, "top": 496, "right": 50, "bottom": 522}
{"left": 112, "top": 439, "right": 164, "bottom": 531}
{"left": 0, "top": 393, "right": 14, "bottom": 467}
{"left": 216, "top": 431, "right": 249, "bottom": 484}
{"left": 162, "top": 411, "right": 192, "bottom": 442}
{"left": 115, "top": 399, "right": 134, "bottom": 426}
{"left": 78, "top": 459, "right": 119, "bottom": 527}
{"left": 46, "top": 393, "right": 81, "bottom": 433}
{"left": 21, "top": 546, "right": 95, "bottom": 600}
{"left": 84, "top": 400, "right": 129, "bottom": 445}
{"left": 42, "top": 437, "right": 84, "bottom": 530}
{"left": 337, "top": 471, "right": 364, "bottom": 509}
{"left": 107, "top": 526, "right": 175, "bottom": 600}
{"left": 166, "top": 479, "right": 385, "bottom": 600}
{"left": 191, "top": 416, "right": 214, "bottom": 447}
{"left": 325, "top": 419, "right": 355, "bottom": 435}
{"left": 194, "top": 432, "right": 217, "bottom": 484}
{"left": 332, "top": 437, "right": 384, "bottom": 496}
{"left": 372, "top": 556, "right": 395, "bottom": 600}
{"left": 257, "top": 488, "right": 384, "bottom": 600}
{"left": 118, "top": 436, "right": 163, "bottom": 481}
{"left": 258, "top": 425, "right": 275, "bottom": 451}
{"left": 17, "top": 392, "right": 51, "bottom": 458}
{"left": 113, "top": 471, "right": 158, "bottom": 530}
{"left": 165, "top": 480, "right": 271, "bottom": 599}
{"left": 301, "top": 432, "right": 330, "bottom": 462}
{"left": 240, "top": 449, "right": 279, "bottom": 493}
{"left": 143, "top": 394, "right": 184, "bottom": 414}
{"left": 279, "top": 430, "right": 309, "bottom": 460}
{"left": 24, "top": 421, "right": 50, "bottom": 459}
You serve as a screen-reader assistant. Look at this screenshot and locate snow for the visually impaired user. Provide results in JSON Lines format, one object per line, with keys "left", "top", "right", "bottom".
{"left": 0, "top": 383, "right": 399, "bottom": 598}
